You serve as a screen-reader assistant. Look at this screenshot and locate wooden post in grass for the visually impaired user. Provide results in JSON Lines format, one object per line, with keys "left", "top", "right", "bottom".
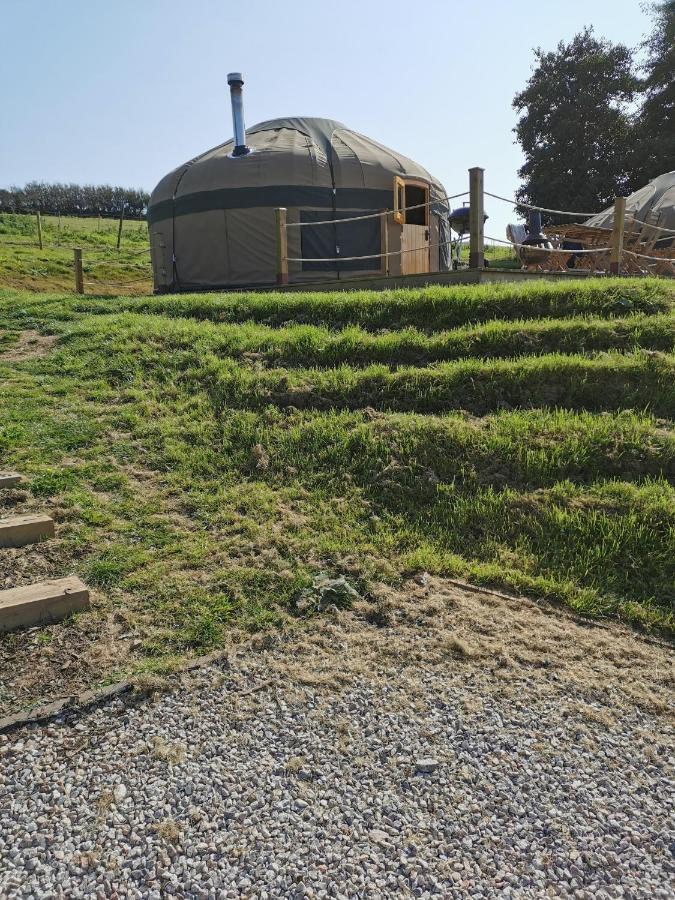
{"left": 73, "top": 247, "right": 84, "bottom": 294}
{"left": 36, "top": 212, "right": 43, "bottom": 250}
{"left": 609, "top": 196, "right": 626, "bottom": 275}
{"left": 469, "top": 167, "right": 485, "bottom": 269}
{"left": 116, "top": 204, "right": 125, "bottom": 251}
{"left": 275, "top": 207, "right": 288, "bottom": 285}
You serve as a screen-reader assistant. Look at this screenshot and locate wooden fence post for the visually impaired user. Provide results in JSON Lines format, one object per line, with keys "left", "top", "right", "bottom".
{"left": 275, "top": 208, "right": 288, "bottom": 285}
{"left": 382, "top": 210, "right": 390, "bottom": 276}
{"left": 116, "top": 204, "right": 125, "bottom": 251}
{"left": 609, "top": 196, "right": 626, "bottom": 275}
{"left": 469, "top": 167, "right": 485, "bottom": 269}
{"left": 73, "top": 248, "right": 84, "bottom": 294}
{"left": 36, "top": 212, "right": 43, "bottom": 250}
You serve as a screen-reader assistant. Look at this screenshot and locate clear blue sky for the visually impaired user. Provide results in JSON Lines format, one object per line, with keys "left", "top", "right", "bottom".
{"left": 1, "top": 0, "right": 651, "bottom": 237}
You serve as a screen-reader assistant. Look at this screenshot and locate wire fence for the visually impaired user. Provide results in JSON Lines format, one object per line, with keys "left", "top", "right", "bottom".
{"left": 485, "top": 235, "right": 612, "bottom": 254}
{"left": 484, "top": 191, "right": 600, "bottom": 218}
{"left": 0, "top": 210, "right": 150, "bottom": 254}
{"left": 1, "top": 182, "right": 673, "bottom": 291}
{"left": 0, "top": 225, "right": 153, "bottom": 293}
{"left": 485, "top": 190, "right": 675, "bottom": 235}
{"left": 79, "top": 247, "right": 153, "bottom": 292}
{"left": 283, "top": 191, "right": 469, "bottom": 228}
{"left": 0, "top": 237, "right": 151, "bottom": 254}
{"left": 83, "top": 276, "right": 153, "bottom": 288}
{"left": 276, "top": 182, "right": 673, "bottom": 274}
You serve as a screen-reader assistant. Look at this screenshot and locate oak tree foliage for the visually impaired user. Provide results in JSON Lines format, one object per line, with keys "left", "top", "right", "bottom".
{"left": 513, "top": 28, "right": 640, "bottom": 222}
{"left": 0, "top": 182, "right": 149, "bottom": 218}
{"left": 636, "top": 0, "right": 675, "bottom": 181}
{"left": 513, "top": 7, "right": 674, "bottom": 221}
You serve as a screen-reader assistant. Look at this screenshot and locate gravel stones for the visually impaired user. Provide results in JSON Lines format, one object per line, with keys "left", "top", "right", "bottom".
{"left": 415, "top": 758, "right": 441, "bottom": 774}
{"left": 0, "top": 652, "right": 673, "bottom": 899}
{"left": 368, "top": 829, "right": 389, "bottom": 844}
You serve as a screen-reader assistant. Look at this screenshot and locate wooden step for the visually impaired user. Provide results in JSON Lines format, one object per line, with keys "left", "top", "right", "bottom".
{"left": 0, "top": 472, "right": 23, "bottom": 489}
{"left": 0, "top": 576, "right": 90, "bottom": 633}
{"left": 0, "top": 514, "right": 55, "bottom": 548}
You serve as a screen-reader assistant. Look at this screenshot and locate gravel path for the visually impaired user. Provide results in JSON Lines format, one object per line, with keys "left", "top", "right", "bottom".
{"left": 1, "top": 580, "right": 673, "bottom": 899}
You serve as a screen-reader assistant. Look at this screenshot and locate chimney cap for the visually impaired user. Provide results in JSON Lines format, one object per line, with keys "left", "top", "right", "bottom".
{"left": 227, "top": 72, "right": 244, "bottom": 86}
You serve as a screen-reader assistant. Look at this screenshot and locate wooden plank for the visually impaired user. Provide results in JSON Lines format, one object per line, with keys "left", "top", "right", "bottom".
{"left": 117, "top": 205, "right": 125, "bottom": 250}
{"left": 381, "top": 210, "right": 388, "bottom": 275}
{"left": 270, "top": 268, "right": 588, "bottom": 292}
{"left": 0, "top": 576, "right": 90, "bottom": 633}
{"left": 0, "top": 473, "right": 23, "bottom": 489}
{"left": 609, "top": 196, "right": 627, "bottom": 275}
{"left": 275, "top": 208, "right": 288, "bottom": 285}
{"left": 0, "top": 514, "right": 54, "bottom": 548}
{"left": 73, "top": 247, "right": 84, "bottom": 294}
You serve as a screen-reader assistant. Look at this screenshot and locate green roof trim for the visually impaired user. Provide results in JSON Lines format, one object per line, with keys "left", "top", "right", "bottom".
{"left": 148, "top": 186, "right": 394, "bottom": 226}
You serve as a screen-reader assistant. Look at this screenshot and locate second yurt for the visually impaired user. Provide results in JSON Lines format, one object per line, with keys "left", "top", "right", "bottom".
{"left": 584, "top": 170, "right": 675, "bottom": 245}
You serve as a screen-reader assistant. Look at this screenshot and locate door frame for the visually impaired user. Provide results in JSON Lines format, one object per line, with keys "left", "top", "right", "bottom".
{"left": 393, "top": 177, "right": 431, "bottom": 273}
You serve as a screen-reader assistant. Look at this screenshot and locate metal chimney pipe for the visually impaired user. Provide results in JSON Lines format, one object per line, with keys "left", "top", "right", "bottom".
{"left": 227, "top": 72, "right": 250, "bottom": 157}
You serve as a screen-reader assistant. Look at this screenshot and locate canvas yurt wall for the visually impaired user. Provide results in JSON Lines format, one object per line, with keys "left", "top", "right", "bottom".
{"left": 148, "top": 117, "right": 450, "bottom": 292}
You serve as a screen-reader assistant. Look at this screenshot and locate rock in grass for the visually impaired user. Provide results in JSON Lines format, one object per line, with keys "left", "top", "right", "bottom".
{"left": 296, "top": 573, "right": 361, "bottom": 613}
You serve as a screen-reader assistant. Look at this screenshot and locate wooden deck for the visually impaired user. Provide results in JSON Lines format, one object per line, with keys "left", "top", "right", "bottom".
{"left": 168, "top": 267, "right": 596, "bottom": 295}
{"left": 270, "top": 267, "right": 593, "bottom": 293}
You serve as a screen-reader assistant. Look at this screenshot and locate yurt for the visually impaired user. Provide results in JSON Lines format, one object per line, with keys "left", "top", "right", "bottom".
{"left": 148, "top": 74, "right": 451, "bottom": 292}
{"left": 584, "top": 170, "right": 675, "bottom": 245}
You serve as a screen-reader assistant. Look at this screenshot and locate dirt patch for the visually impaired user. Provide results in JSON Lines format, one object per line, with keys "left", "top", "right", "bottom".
{"left": 0, "top": 489, "right": 132, "bottom": 713}
{"left": 0, "top": 464, "right": 217, "bottom": 716}
{"left": 258, "top": 576, "right": 674, "bottom": 720}
{"left": 0, "top": 330, "right": 58, "bottom": 361}
{"left": 0, "top": 608, "right": 134, "bottom": 712}
{"left": 2, "top": 570, "right": 673, "bottom": 722}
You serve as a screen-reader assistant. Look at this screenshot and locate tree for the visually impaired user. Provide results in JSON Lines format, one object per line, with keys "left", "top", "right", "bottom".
{"left": 635, "top": 1, "right": 675, "bottom": 181}
{"left": 0, "top": 182, "right": 149, "bottom": 218}
{"left": 513, "top": 28, "right": 641, "bottom": 222}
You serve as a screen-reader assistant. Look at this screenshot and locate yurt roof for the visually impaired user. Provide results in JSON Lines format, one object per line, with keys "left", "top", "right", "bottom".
{"left": 584, "top": 170, "right": 675, "bottom": 237}
{"left": 148, "top": 117, "right": 447, "bottom": 225}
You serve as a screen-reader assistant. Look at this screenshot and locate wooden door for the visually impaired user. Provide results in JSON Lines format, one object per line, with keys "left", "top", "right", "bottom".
{"left": 401, "top": 224, "right": 430, "bottom": 275}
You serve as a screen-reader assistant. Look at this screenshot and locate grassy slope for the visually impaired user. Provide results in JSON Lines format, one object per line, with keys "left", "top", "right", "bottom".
{"left": 0, "top": 279, "right": 673, "bottom": 691}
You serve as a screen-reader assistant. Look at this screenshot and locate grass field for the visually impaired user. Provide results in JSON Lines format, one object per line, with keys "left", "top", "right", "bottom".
{"left": 0, "top": 212, "right": 152, "bottom": 293}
